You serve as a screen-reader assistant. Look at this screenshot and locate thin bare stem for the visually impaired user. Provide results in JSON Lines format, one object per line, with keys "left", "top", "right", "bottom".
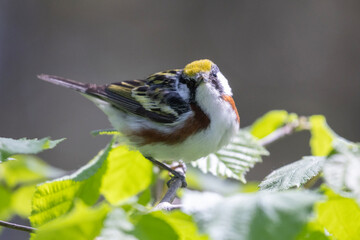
{"left": 258, "top": 123, "right": 296, "bottom": 146}
{"left": 154, "top": 163, "right": 185, "bottom": 211}
{"left": 258, "top": 117, "right": 310, "bottom": 147}
{"left": 0, "top": 220, "right": 35, "bottom": 233}
{"left": 160, "top": 177, "right": 182, "bottom": 204}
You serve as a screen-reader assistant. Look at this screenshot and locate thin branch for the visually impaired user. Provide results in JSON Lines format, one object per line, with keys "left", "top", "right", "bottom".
{"left": 154, "top": 164, "right": 185, "bottom": 211}
{"left": 258, "top": 117, "right": 309, "bottom": 147}
{"left": 0, "top": 220, "right": 35, "bottom": 233}
{"left": 153, "top": 178, "right": 182, "bottom": 211}
{"left": 160, "top": 177, "right": 183, "bottom": 204}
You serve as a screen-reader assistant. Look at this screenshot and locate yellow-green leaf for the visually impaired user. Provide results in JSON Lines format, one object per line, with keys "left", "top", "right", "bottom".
{"left": 296, "top": 219, "right": 329, "bottom": 240}
{"left": 316, "top": 187, "right": 360, "bottom": 240}
{"left": 12, "top": 185, "right": 37, "bottom": 217}
{"left": 131, "top": 214, "right": 179, "bottom": 240}
{"left": 101, "top": 145, "right": 153, "bottom": 204}
{"left": 0, "top": 185, "right": 12, "bottom": 219}
{"left": 250, "top": 110, "right": 289, "bottom": 139}
{"left": 30, "top": 142, "right": 112, "bottom": 227}
{"left": 31, "top": 202, "right": 110, "bottom": 240}
{"left": 309, "top": 115, "right": 334, "bottom": 156}
{"left": 0, "top": 155, "right": 64, "bottom": 187}
{"left": 152, "top": 211, "right": 208, "bottom": 240}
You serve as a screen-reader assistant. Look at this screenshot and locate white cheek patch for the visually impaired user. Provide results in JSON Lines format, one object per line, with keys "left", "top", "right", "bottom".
{"left": 217, "top": 71, "right": 233, "bottom": 96}
{"left": 177, "top": 83, "right": 190, "bottom": 102}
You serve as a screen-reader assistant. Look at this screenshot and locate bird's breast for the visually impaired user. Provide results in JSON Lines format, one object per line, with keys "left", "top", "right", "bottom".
{"left": 131, "top": 104, "right": 210, "bottom": 145}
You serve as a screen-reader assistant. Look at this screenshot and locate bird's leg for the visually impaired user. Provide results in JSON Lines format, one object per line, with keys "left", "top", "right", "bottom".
{"left": 145, "top": 157, "right": 187, "bottom": 188}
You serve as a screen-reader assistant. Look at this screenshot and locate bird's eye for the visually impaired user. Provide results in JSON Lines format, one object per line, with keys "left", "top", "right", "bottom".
{"left": 211, "top": 73, "right": 217, "bottom": 78}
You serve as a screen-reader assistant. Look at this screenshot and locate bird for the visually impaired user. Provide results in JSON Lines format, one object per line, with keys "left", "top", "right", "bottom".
{"left": 38, "top": 59, "right": 240, "bottom": 187}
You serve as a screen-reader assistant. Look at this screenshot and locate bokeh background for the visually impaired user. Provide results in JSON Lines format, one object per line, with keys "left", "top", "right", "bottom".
{"left": 1, "top": 1, "right": 360, "bottom": 239}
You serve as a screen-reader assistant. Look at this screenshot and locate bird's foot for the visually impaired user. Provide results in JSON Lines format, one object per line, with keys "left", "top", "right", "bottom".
{"left": 167, "top": 169, "right": 187, "bottom": 188}
{"left": 145, "top": 157, "right": 187, "bottom": 188}
{"left": 167, "top": 161, "right": 187, "bottom": 188}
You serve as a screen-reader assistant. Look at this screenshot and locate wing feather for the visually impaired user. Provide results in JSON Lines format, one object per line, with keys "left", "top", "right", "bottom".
{"left": 87, "top": 70, "right": 190, "bottom": 124}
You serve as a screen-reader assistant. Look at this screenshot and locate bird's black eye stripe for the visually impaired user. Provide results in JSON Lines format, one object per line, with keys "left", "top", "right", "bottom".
{"left": 179, "top": 77, "right": 186, "bottom": 84}
{"left": 210, "top": 74, "right": 224, "bottom": 93}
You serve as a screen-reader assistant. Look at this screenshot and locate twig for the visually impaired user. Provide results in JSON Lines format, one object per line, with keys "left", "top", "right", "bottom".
{"left": 0, "top": 220, "right": 35, "bottom": 233}
{"left": 153, "top": 164, "right": 185, "bottom": 211}
{"left": 160, "top": 178, "right": 182, "bottom": 203}
{"left": 258, "top": 117, "right": 310, "bottom": 146}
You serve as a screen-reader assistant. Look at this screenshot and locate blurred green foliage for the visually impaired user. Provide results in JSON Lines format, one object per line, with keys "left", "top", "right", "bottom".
{"left": 1, "top": 110, "right": 360, "bottom": 239}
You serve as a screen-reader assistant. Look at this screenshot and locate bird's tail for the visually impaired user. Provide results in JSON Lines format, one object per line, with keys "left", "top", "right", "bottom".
{"left": 37, "top": 74, "right": 92, "bottom": 93}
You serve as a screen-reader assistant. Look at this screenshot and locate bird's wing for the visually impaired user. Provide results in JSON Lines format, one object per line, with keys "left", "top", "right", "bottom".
{"left": 89, "top": 70, "right": 190, "bottom": 124}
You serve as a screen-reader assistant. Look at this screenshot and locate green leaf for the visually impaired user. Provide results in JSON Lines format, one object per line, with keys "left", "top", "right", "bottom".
{"left": 0, "top": 155, "right": 65, "bottom": 187}
{"left": 31, "top": 202, "right": 110, "bottom": 240}
{"left": 316, "top": 187, "right": 360, "bottom": 240}
{"left": 12, "top": 185, "right": 37, "bottom": 217}
{"left": 0, "top": 137, "right": 64, "bottom": 162}
{"left": 151, "top": 211, "right": 208, "bottom": 240}
{"left": 102, "top": 208, "right": 200, "bottom": 240}
{"left": 0, "top": 185, "right": 12, "bottom": 219}
{"left": 259, "top": 156, "right": 325, "bottom": 191}
{"left": 30, "top": 142, "right": 112, "bottom": 227}
{"left": 309, "top": 115, "right": 335, "bottom": 156}
{"left": 250, "top": 110, "right": 290, "bottom": 139}
{"left": 295, "top": 219, "right": 330, "bottom": 240}
{"left": 131, "top": 214, "right": 179, "bottom": 240}
{"left": 183, "top": 190, "right": 321, "bottom": 240}
{"left": 101, "top": 145, "right": 153, "bottom": 205}
{"left": 0, "top": 185, "right": 37, "bottom": 227}
{"left": 192, "top": 130, "right": 268, "bottom": 182}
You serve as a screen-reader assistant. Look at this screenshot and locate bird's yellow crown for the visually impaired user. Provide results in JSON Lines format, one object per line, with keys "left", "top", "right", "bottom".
{"left": 183, "top": 59, "right": 213, "bottom": 77}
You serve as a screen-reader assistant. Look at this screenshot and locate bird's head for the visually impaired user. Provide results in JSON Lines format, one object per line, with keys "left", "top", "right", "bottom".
{"left": 181, "top": 59, "right": 233, "bottom": 102}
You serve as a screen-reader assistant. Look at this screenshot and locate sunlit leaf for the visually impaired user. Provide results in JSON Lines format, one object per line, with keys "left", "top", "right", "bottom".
{"left": 0, "top": 137, "right": 64, "bottom": 162}
{"left": 131, "top": 214, "right": 179, "bottom": 240}
{"left": 151, "top": 211, "right": 208, "bottom": 240}
{"left": 30, "top": 142, "right": 112, "bottom": 227}
{"left": 101, "top": 145, "right": 153, "bottom": 205}
{"left": 101, "top": 208, "right": 180, "bottom": 240}
{"left": 309, "top": 115, "right": 334, "bottom": 156}
{"left": 259, "top": 156, "right": 325, "bottom": 191}
{"left": 0, "top": 155, "right": 65, "bottom": 187}
{"left": 137, "top": 188, "right": 152, "bottom": 207}
{"left": 316, "top": 187, "right": 360, "bottom": 240}
{"left": 31, "top": 202, "right": 110, "bottom": 240}
{"left": 192, "top": 130, "right": 268, "bottom": 182}
{"left": 0, "top": 185, "right": 12, "bottom": 219}
{"left": 250, "top": 110, "right": 290, "bottom": 139}
{"left": 183, "top": 190, "right": 321, "bottom": 240}
{"left": 12, "top": 185, "right": 37, "bottom": 217}
{"left": 295, "top": 219, "right": 330, "bottom": 240}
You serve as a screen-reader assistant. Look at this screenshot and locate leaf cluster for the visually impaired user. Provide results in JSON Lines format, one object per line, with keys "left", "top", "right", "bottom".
{"left": 1, "top": 110, "right": 359, "bottom": 240}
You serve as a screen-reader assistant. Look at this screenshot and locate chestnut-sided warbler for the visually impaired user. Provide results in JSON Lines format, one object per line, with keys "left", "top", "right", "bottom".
{"left": 38, "top": 59, "right": 240, "bottom": 187}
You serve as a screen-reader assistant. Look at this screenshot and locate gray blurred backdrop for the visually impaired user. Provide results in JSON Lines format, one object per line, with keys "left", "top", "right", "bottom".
{"left": 1, "top": 0, "right": 360, "bottom": 239}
